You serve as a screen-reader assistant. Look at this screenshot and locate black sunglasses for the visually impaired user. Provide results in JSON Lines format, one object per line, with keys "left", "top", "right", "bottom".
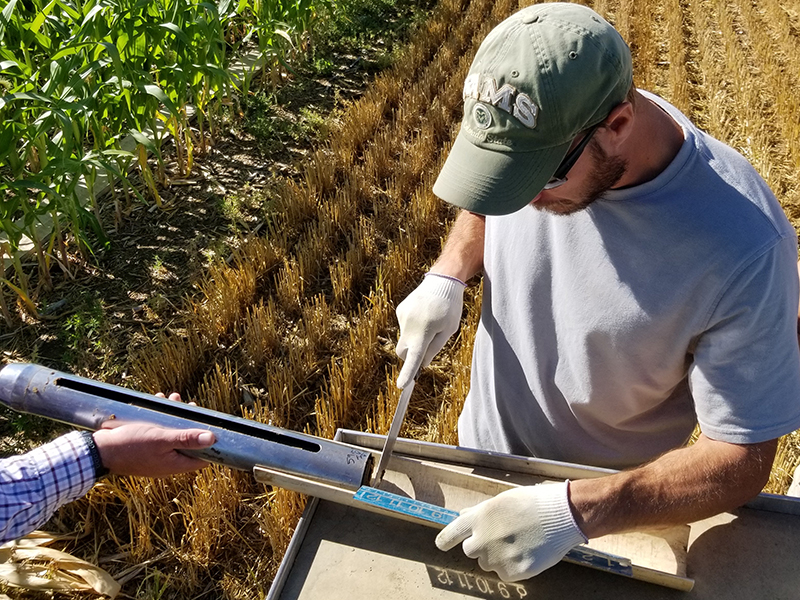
{"left": 543, "top": 123, "right": 601, "bottom": 190}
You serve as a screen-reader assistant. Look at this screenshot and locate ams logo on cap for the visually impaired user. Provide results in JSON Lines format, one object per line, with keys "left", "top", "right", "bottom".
{"left": 463, "top": 74, "right": 538, "bottom": 129}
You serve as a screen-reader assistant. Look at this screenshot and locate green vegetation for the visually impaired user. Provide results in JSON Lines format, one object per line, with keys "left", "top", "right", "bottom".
{"left": 315, "top": 0, "right": 433, "bottom": 51}
{"left": 0, "top": 0, "right": 432, "bottom": 325}
{"left": 59, "top": 292, "right": 111, "bottom": 368}
{"left": 0, "top": 0, "right": 325, "bottom": 315}
{"left": 240, "top": 91, "right": 329, "bottom": 152}
{"left": 0, "top": 408, "right": 61, "bottom": 456}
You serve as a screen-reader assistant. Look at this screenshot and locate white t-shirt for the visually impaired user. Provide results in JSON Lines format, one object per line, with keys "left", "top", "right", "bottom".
{"left": 458, "top": 92, "right": 800, "bottom": 469}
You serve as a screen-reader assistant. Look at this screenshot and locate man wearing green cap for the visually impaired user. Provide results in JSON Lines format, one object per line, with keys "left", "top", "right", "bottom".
{"left": 395, "top": 2, "right": 800, "bottom": 583}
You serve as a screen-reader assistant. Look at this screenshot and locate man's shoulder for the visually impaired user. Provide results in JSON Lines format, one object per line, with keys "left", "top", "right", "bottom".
{"left": 641, "top": 91, "right": 793, "bottom": 244}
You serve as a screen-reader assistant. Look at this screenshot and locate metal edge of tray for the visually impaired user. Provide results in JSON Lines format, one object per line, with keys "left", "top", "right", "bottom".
{"left": 267, "top": 491, "right": 323, "bottom": 600}
{"left": 338, "top": 430, "right": 619, "bottom": 480}
{"left": 266, "top": 494, "right": 322, "bottom": 600}
{"left": 744, "top": 491, "right": 800, "bottom": 516}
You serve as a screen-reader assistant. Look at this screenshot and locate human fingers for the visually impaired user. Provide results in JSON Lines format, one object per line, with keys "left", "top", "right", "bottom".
{"left": 94, "top": 424, "right": 215, "bottom": 477}
{"left": 435, "top": 510, "right": 476, "bottom": 552}
{"left": 397, "top": 350, "right": 425, "bottom": 389}
{"left": 164, "top": 428, "right": 215, "bottom": 449}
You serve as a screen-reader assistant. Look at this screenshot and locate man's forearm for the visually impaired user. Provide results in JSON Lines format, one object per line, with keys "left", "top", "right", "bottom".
{"left": 430, "top": 210, "right": 485, "bottom": 282}
{"left": 569, "top": 434, "right": 776, "bottom": 538}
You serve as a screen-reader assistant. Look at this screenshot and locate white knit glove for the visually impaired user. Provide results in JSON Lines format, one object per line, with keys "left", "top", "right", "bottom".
{"left": 395, "top": 273, "right": 466, "bottom": 389}
{"left": 435, "top": 482, "right": 587, "bottom": 582}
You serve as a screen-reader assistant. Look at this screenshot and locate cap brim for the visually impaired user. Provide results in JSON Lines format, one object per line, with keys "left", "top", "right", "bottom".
{"left": 432, "top": 131, "right": 571, "bottom": 216}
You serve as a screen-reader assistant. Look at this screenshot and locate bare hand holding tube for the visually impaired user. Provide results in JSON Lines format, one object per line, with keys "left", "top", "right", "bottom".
{"left": 92, "top": 392, "right": 216, "bottom": 477}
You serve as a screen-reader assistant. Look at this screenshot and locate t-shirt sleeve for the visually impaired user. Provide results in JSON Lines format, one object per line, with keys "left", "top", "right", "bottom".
{"left": 689, "top": 236, "right": 800, "bottom": 443}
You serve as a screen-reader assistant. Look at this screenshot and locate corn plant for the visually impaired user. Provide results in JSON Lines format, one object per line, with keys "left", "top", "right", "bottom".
{"left": 0, "top": 0, "right": 323, "bottom": 318}
{"left": 236, "top": 0, "right": 325, "bottom": 90}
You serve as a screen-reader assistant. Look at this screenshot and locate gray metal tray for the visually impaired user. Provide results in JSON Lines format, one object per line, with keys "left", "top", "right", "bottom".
{"left": 269, "top": 430, "right": 800, "bottom": 600}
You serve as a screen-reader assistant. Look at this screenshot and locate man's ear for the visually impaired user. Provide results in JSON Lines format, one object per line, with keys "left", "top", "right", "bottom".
{"left": 596, "top": 101, "right": 634, "bottom": 152}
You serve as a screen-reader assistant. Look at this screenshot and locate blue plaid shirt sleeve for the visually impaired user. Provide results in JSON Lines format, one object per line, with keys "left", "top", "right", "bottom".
{"left": 0, "top": 431, "right": 97, "bottom": 544}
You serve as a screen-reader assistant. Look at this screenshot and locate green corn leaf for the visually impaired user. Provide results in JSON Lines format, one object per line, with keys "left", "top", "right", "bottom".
{"left": 0, "top": 91, "right": 52, "bottom": 110}
{"left": 51, "top": 42, "right": 91, "bottom": 61}
{"left": 80, "top": 3, "right": 104, "bottom": 27}
{"left": 0, "top": 0, "right": 19, "bottom": 45}
{"left": 104, "top": 76, "right": 133, "bottom": 90}
{"left": 0, "top": 48, "right": 18, "bottom": 64}
{"left": 41, "top": 59, "right": 62, "bottom": 96}
{"left": 101, "top": 148, "right": 135, "bottom": 159}
{"left": 5, "top": 178, "right": 60, "bottom": 196}
{"left": 202, "top": 61, "right": 229, "bottom": 81}
{"left": 97, "top": 40, "right": 122, "bottom": 70}
{"left": 0, "top": 123, "right": 15, "bottom": 150}
{"left": 71, "top": 119, "right": 82, "bottom": 149}
{"left": 0, "top": 59, "right": 22, "bottom": 72}
{"left": 46, "top": 12, "right": 72, "bottom": 41}
{"left": 80, "top": 209, "right": 108, "bottom": 248}
{"left": 199, "top": 1, "right": 219, "bottom": 18}
{"left": 49, "top": 107, "right": 77, "bottom": 156}
{"left": 168, "top": 0, "right": 180, "bottom": 26}
{"left": 128, "top": 128, "right": 157, "bottom": 154}
{"left": 39, "top": 155, "right": 80, "bottom": 177}
{"left": 115, "top": 30, "right": 128, "bottom": 55}
{"left": 0, "top": 125, "right": 20, "bottom": 168}
{"left": 29, "top": 0, "right": 57, "bottom": 34}
{"left": 23, "top": 27, "right": 51, "bottom": 50}
{"left": 277, "top": 53, "right": 296, "bottom": 75}
{"left": 159, "top": 22, "right": 190, "bottom": 45}
{"left": 142, "top": 83, "right": 179, "bottom": 116}
{"left": 54, "top": 0, "right": 81, "bottom": 21}
{"left": 78, "top": 57, "right": 112, "bottom": 81}
{"left": 0, "top": 196, "right": 22, "bottom": 226}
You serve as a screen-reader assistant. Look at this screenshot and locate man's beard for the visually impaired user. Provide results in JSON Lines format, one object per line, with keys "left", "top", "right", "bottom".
{"left": 538, "top": 141, "right": 628, "bottom": 215}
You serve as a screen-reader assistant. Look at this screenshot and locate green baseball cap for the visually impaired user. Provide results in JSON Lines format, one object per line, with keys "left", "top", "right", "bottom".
{"left": 432, "top": 3, "right": 633, "bottom": 215}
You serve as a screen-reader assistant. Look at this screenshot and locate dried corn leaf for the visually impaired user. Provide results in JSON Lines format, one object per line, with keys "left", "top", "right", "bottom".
{"left": 0, "top": 534, "right": 120, "bottom": 598}
{"left": 2, "top": 531, "right": 58, "bottom": 548}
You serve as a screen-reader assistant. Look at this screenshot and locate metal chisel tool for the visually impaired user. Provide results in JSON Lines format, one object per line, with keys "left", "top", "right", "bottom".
{"left": 371, "top": 371, "right": 418, "bottom": 486}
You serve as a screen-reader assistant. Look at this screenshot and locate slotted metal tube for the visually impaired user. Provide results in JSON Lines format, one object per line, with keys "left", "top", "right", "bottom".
{"left": 0, "top": 363, "right": 372, "bottom": 490}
